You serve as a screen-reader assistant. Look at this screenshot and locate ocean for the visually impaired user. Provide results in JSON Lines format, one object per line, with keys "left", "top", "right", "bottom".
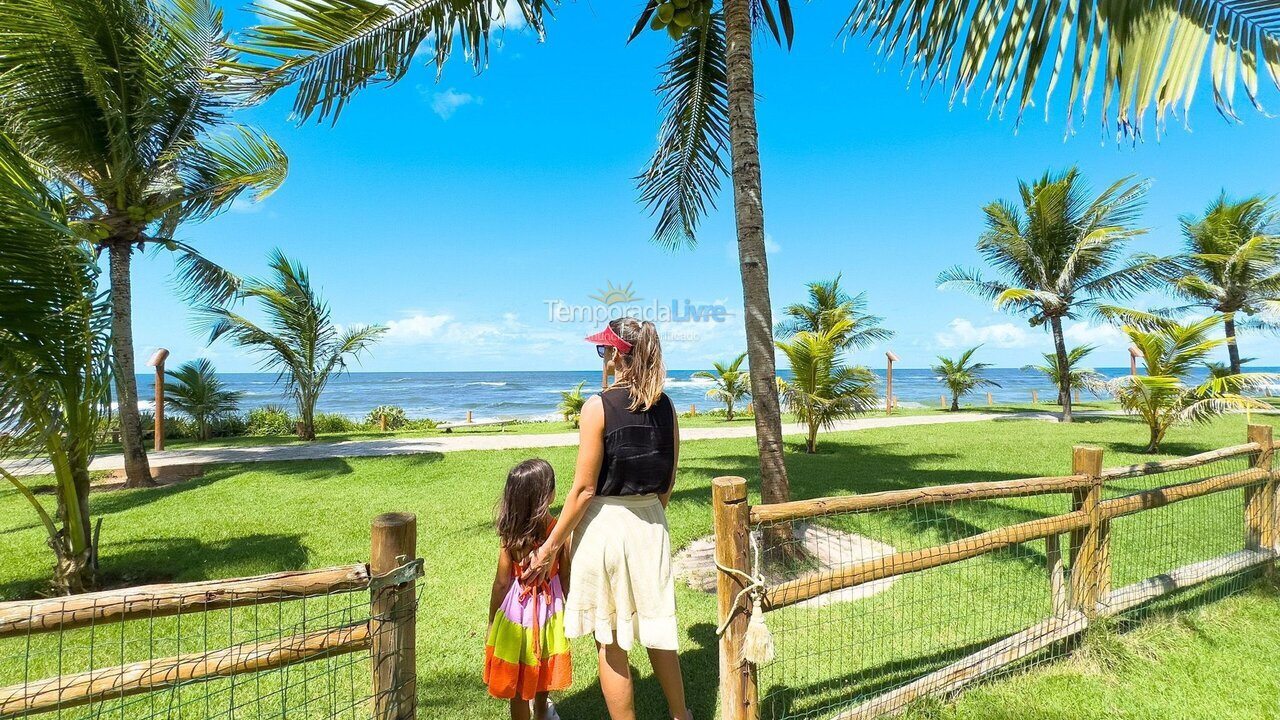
{"left": 131, "top": 366, "right": 1280, "bottom": 423}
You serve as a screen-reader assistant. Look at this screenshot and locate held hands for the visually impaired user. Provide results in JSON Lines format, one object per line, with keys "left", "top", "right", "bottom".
{"left": 520, "top": 545, "right": 555, "bottom": 585}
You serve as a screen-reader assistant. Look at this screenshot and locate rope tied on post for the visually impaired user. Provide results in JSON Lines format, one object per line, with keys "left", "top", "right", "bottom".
{"left": 714, "top": 534, "right": 774, "bottom": 665}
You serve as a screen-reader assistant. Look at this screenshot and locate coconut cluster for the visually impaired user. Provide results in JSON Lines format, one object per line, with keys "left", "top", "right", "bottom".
{"left": 648, "top": 0, "right": 713, "bottom": 39}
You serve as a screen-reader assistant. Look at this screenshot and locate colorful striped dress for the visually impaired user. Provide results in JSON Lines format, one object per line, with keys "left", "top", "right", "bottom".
{"left": 483, "top": 520, "right": 572, "bottom": 700}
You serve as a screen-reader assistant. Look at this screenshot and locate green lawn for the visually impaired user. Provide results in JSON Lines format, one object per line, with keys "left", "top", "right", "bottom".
{"left": 2, "top": 414, "right": 1277, "bottom": 719}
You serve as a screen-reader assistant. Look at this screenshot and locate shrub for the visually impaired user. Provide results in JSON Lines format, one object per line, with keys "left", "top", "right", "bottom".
{"left": 403, "top": 418, "right": 438, "bottom": 431}
{"left": 137, "top": 411, "right": 196, "bottom": 439}
{"left": 365, "top": 405, "right": 408, "bottom": 430}
{"left": 247, "top": 405, "right": 295, "bottom": 436}
{"left": 209, "top": 413, "right": 249, "bottom": 438}
{"left": 314, "top": 413, "right": 360, "bottom": 434}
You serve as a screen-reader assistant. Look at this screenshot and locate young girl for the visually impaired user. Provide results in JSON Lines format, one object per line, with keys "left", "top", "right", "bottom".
{"left": 484, "top": 459, "right": 572, "bottom": 720}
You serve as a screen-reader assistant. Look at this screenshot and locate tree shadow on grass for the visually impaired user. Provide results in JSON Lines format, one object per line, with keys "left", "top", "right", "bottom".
{"left": 0, "top": 533, "right": 310, "bottom": 600}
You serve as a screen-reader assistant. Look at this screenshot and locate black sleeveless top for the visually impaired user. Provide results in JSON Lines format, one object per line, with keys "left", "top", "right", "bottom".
{"left": 596, "top": 386, "right": 676, "bottom": 497}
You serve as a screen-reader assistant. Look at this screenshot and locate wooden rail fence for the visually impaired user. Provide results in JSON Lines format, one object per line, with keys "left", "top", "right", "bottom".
{"left": 714, "top": 425, "right": 1279, "bottom": 720}
{"left": 0, "top": 512, "right": 422, "bottom": 720}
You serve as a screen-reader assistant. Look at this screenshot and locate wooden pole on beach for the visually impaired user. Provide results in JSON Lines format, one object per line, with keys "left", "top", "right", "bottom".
{"left": 885, "top": 351, "right": 899, "bottom": 415}
{"left": 1129, "top": 345, "right": 1141, "bottom": 376}
{"left": 1032, "top": 390, "right": 1039, "bottom": 404}
{"left": 940, "top": 395, "right": 946, "bottom": 409}
{"left": 147, "top": 349, "right": 169, "bottom": 452}
{"left": 987, "top": 392, "right": 993, "bottom": 406}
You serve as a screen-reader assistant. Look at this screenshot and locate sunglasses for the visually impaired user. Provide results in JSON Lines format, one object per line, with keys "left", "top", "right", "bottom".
{"left": 596, "top": 345, "right": 609, "bottom": 359}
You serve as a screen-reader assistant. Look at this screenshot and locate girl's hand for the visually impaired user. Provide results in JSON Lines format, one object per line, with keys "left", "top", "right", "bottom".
{"left": 520, "top": 546, "right": 555, "bottom": 584}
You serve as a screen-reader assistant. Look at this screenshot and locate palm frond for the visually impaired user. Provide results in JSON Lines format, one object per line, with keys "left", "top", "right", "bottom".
{"left": 843, "top": 0, "right": 1280, "bottom": 137}
{"left": 638, "top": 12, "right": 729, "bottom": 249}
{"left": 230, "top": 0, "right": 553, "bottom": 123}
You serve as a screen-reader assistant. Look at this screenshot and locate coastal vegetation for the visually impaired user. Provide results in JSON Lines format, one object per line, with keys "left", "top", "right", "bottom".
{"left": 201, "top": 251, "right": 386, "bottom": 441}
{"left": 0, "top": 137, "right": 109, "bottom": 594}
{"left": 1021, "top": 346, "right": 1106, "bottom": 402}
{"left": 693, "top": 353, "right": 751, "bottom": 420}
{"left": 162, "top": 359, "right": 244, "bottom": 441}
{"left": 776, "top": 319, "right": 879, "bottom": 453}
{"left": 0, "top": 0, "right": 288, "bottom": 488}
{"left": 933, "top": 346, "right": 1000, "bottom": 412}
{"left": 938, "top": 168, "right": 1155, "bottom": 422}
{"left": 558, "top": 382, "right": 588, "bottom": 427}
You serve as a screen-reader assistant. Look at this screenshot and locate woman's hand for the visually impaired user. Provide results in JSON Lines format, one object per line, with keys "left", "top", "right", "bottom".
{"left": 520, "top": 546, "right": 555, "bottom": 584}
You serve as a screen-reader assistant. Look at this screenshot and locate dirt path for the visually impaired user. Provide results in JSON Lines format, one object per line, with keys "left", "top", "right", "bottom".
{"left": 3, "top": 412, "right": 1057, "bottom": 477}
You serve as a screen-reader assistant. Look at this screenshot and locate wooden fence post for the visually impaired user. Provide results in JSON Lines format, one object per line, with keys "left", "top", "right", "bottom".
{"left": 1245, "top": 424, "right": 1275, "bottom": 553}
{"left": 1069, "top": 446, "right": 1107, "bottom": 615}
{"left": 713, "top": 477, "right": 757, "bottom": 720}
{"left": 1031, "top": 390, "right": 1039, "bottom": 404}
{"left": 371, "top": 513, "right": 417, "bottom": 720}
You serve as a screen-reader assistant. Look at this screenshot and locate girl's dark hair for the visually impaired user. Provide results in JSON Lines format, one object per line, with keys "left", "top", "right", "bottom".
{"left": 496, "top": 458, "right": 556, "bottom": 557}
{"left": 609, "top": 317, "right": 665, "bottom": 412}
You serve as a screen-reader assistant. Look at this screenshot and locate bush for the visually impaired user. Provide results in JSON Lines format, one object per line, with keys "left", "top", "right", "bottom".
{"left": 365, "top": 405, "right": 408, "bottom": 430}
{"left": 137, "top": 411, "right": 196, "bottom": 440}
{"left": 247, "top": 405, "right": 295, "bottom": 436}
{"left": 314, "top": 413, "right": 360, "bottom": 434}
{"left": 403, "top": 418, "right": 438, "bottom": 431}
{"left": 209, "top": 413, "right": 249, "bottom": 438}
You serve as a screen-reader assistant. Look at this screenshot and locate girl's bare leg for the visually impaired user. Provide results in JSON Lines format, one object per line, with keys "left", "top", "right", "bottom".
{"left": 509, "top": 697, "right": 531, "bottom": 720}
{"left": 597, "top": 642, "right": 636, "bottom": 720}
{"left": 532, "top": 691, "right": 550, "bottom": 720}
{"left": 647, "top": 647, "right": 691, "bottom": 720}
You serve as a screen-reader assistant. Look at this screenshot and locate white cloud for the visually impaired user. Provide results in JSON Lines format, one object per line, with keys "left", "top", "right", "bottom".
{"left": 428, "top": 88, "right": 480, "bottom": 120}
{"left": 492, "top": 0, "right": 526, "bottom": 29}
{"left": 385, "top": 313, "right": 452, "bottom": 342}
{"left": 1062, "top": 321, "right": 1127, "bottom": 347}
{"left": 764, "top": 234, "right": 781, "bottom": 254}
{"left": 228, "top": 197, "right": 266, "bottom": 214}
{"left": 934, "top": 318, "right": 1032, "bottom": 349}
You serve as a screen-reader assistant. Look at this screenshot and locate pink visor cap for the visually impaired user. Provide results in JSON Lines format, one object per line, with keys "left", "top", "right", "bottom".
{"left": 585, "top": 325, "right": 632, "bottom": 354}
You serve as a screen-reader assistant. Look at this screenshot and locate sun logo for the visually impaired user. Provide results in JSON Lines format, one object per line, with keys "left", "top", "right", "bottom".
{"left": 590, "top": 280, "right": 641, "bottom": 306}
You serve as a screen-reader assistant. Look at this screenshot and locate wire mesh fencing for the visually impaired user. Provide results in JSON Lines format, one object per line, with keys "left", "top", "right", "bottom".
{"left": 0, "top": 514, "right": 422, "bottom": 720}
{"left": 718, "top": 428, "right": 1278, "bottom": 720}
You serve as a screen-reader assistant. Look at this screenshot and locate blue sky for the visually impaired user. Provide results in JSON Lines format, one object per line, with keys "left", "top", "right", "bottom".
{"left": 127, "top": 1, "right": 1280, "bottom": 373}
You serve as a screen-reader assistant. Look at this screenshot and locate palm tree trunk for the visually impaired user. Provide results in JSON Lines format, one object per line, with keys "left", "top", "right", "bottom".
{"left": 951, "top": 395, "right": 959, "bottom": 412}
{"left": 807, "top": 424, "right": 817, "bottom": 454}
{"left": 107, "top": 241, "right": 154, "bottom": 488}
{"left": 1224, "top": 312, "right": 1242, "bottom": 375}
{"left": 1050, "top": 315, "right": 1073, "bottom": 423}
{"left": 1145, "top": 423, "right": 1164, "bottom": 454}
{"left": 724, "top": 0, "right": 790, "bottom": 505}
{"left": 726, "top": 400, "right": 735, "bottom": 421}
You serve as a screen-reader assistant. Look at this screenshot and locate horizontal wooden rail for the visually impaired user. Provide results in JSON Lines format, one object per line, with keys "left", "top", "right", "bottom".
{"left": 1099, "top": 548, "right": 1276, "bottom": 617}
{"left": 0, "top": 565, "right": 371, "bottom": 640}
{"left": 1100, "top": 443, "right": 1259, "bottom": 480}
{"left": 0, "top": 622, "right": 370, "bottom": 718}
{"left": 831, "top": 611, "right": 1089, "bottom": 720}
{"left": 749, "top": 475, "right": 1089, "bottom": 525}
{"left": 764, "top": 511, "right": 1090, "bottom": 611}
{"left": 1098, "top": 468, "right": 1269, "bottom": 522}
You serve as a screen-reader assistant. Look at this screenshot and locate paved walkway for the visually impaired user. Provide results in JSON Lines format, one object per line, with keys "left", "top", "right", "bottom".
{"left": 3, "top": 411, "right": 1058, "bottom": 477}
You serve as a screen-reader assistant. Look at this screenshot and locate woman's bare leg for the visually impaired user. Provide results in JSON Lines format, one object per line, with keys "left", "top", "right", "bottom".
{"left": 597, "top": 642, "right": 636, "bottom": 720}
{"left": 647, "top": 648, "right": 691, "bottom": 720}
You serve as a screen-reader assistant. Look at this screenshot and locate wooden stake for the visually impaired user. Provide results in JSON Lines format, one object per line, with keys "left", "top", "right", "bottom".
{"left": 147, "top": 349, "right": 169, "bottom": 452}
{"left": 940, "top": 395, "right": 946, "bottom": 408}
{"left": 465, "top": 410, "right": 472, "bottom": 424}
{"left": 1031, "top": 390, "right": 1039, "bottom": 404}
{"left": 379, "top": 414, "right": 388, "bottom": 432}
{"left": 1074, "top": 390, "right": 1082, "bottom": 403}
{"left": 885, "top": 351, "right": 899, "bottom": 415}
{"left": 1069, "top": 446, "right": 1106, "bottom": 616}
{"left": 987, "top": 392, "right": 993, "bottom": 406}
{"left": 690, "top": 403, "right": 697, "bottom": 416}
{"left": 713, "top": 477, "right": 756, "bottom": 720}
{"left": 1046, "top": 533, "right": 1068, "bottom": 617}
{"left": 371, "top": 513, "right": 417, "bottom": 720}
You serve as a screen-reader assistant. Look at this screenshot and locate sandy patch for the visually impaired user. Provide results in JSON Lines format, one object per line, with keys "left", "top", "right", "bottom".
{"left": 674, "top": 522, "right": 898, "bottom": 607}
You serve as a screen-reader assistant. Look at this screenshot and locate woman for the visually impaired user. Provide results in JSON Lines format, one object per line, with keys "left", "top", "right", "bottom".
{"left": 523, "top": 317, "right": 691, "bottom": 720}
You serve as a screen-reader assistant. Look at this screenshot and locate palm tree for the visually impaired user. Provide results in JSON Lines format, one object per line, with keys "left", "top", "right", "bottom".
{"left": 776, "top": 275, "right": 894, "bottom": 351}
{"left": 939, "top": 168, "right": 1154, "bottom": 422}
{"left": 933, "top": 346, "right": 1001, "bottom": 412}
{"left": 1111, "top": 316, "right": 1275, "bottom": 453}
{"left": 163, "top": 359, "right": 243, "bottom": 441}
{"left": 202, "top": 251, "right": 386, "bottom": 441}
{"left": 0, "top": 0, "right": 288, "bottom": 488}
{"left": 777, "top": 320, "right": 879, "bottom": 453}
{"left": 0, "top": 135, "right": 111, "bottom": 593}
{"left": 227, "top": 0, "right": 1279, "bottom": 508}
{"left": 693, "top": 353, "right": 751, "bottom": 420}
{"left": 1165, "top": 194, "right": 1280, "bottom": 375}
{"left": 558, "top": 381, "right": 587, "bottom": 428}
{"left": 1021, "top": 345, "right": 1107, "bottom": 403}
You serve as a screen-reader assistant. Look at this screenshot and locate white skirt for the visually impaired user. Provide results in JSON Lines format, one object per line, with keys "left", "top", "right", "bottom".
{"left": 564, "top": 494, "right": 679, "bottom": 651}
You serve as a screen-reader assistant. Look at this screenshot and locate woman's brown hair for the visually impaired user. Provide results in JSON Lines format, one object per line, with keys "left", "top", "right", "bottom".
{"left": 609, "top": 317, "right": 666, "bottom": 412}
{"left": 495, "top": 458, "right": 556, "bottom": 559}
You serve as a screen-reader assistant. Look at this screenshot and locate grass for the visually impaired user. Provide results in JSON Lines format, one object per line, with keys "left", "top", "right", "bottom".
{"left": 2, "top": 414, "right": 1278, "bottom": 719}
